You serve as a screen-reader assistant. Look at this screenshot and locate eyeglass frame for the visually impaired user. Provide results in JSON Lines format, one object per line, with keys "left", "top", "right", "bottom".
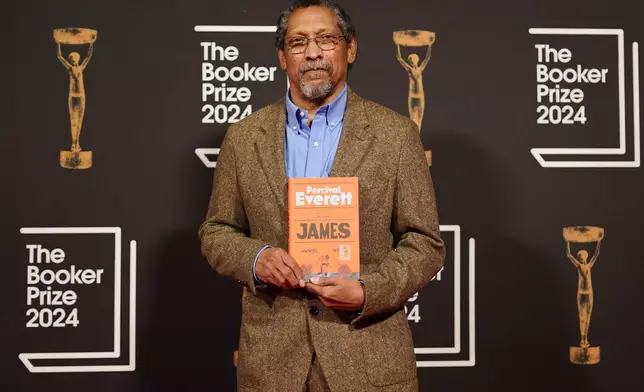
{"left": 285, "top": 34, "right": 346, "bottom": 54}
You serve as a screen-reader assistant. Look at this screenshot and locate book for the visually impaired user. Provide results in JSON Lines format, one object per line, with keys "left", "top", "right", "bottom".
{"left": 288, "top": 177, "right": 360, "bottom": 281}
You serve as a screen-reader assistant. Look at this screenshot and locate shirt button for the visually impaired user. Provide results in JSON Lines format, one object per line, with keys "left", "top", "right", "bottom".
{"left": 330, "top": 122, "right": 335, "bottom": 126}
{"left": 292, "top": 126, "right": 297, "bottom": 130}
{"left": 309, "top": 306, "right": 320, "bottom": 315}
{"left": 313, "top": 141, "right": 319, "bottom": 147}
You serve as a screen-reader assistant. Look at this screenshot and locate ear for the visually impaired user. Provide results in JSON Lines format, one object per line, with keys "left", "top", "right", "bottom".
{"left": 277, "top": 48, "right": 288, "bottom": 71}
{"left": 347, "top": 38, "right": 357, "bottom": 64}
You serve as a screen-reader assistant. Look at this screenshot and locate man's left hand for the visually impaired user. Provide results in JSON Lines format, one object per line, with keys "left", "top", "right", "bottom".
{"left": 305, "top": 277, "right": 365, "bottom": 311}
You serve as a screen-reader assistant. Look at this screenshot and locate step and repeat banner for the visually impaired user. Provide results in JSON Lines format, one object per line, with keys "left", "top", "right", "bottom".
{"left": 4, "top": 0, "right": 643, "bottom": 390}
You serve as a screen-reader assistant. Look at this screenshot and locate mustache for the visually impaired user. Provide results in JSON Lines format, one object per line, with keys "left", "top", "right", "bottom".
{"left": 298, "top": 60, "right": 333, "bottom": 75}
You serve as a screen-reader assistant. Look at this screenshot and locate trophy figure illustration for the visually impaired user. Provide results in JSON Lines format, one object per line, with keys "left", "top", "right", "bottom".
{"left": 563, "top": 226, "right": 603, "bottom": 365}
{"left": 54, "top": 28, "right": 97, "bottom": 169}
{"left": 393, "top": 30, "right": 435, "bottom": 166}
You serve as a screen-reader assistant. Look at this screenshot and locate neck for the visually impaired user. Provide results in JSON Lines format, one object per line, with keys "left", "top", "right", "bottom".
{"left": 290, "top": 81, "right": 346, "bottom": 112}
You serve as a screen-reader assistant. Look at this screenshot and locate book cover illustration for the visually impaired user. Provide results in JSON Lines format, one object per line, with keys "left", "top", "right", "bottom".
{"left": 288, "top": 177, "right": 360, "bottom": 281}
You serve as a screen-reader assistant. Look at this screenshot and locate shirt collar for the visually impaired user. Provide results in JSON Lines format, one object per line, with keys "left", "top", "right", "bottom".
{"left": 285, "top": 84, "right": 348, "bottom": 132}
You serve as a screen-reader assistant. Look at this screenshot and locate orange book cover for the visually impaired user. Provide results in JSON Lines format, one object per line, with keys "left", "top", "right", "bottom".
{"left": 288, "top": 177, "right": 360, "bottom": 281}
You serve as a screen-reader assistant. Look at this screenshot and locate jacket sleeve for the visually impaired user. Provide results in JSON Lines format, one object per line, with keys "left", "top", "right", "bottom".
{"left": 352, "top": 122, "right": 445, "bottom": 324}
{"left": 198, "top": 125, "right": 269, "bottom": 295}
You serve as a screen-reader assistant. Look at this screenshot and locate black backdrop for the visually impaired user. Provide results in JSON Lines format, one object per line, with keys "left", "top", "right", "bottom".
{"left": 4, "top": 0, "right": 644, "bottom": 390}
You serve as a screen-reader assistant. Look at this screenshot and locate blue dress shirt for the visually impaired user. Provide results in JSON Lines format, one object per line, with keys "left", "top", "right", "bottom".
{"left": 252, "top": 85, "right": 348, "bottom": 287}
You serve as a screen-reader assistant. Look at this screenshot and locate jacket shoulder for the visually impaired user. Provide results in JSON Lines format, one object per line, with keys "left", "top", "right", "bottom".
{"left": 359, "top": 97, "right": 419, "bottom": 141}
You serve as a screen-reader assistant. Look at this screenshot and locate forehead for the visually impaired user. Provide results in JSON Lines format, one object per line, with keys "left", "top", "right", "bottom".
{"left": 286, "top": 6, "right": 340, "bottom": 36}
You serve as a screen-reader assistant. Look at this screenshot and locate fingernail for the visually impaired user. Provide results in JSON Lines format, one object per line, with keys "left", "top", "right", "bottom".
{"left": 311, "top": 277, "right": 320, "bottom": 284}
{"left": 299, "top": 279, "right": 305, "bottom": 287}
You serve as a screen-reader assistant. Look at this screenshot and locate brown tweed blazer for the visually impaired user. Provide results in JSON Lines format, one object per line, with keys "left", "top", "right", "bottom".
{"left": 199, "top": 89, "right": 445, "bottom": 392}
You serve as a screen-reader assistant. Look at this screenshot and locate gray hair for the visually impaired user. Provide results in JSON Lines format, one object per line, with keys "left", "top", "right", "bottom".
{"left": 275, "top": 0, "right": 356, "bottom": 50}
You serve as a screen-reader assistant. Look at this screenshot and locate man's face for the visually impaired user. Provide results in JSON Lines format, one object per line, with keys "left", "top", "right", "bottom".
{"left": 278, "top": 6, "right": 357, "bottom": 102}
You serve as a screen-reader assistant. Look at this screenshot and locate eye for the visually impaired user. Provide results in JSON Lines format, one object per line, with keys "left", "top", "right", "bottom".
{"left": 288, "top": 37, "right": 307, "bottom": 46}
{"left": 318, "top": 34, "right": 335, "bottom": 43}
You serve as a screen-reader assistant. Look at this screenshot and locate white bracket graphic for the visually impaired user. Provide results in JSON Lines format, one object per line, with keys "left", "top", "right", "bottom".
{"left": 195, "top": 148, "right": 220, "bottom": 168}
{"left": 529, "top": 28, "right": 640, "bottom": 168}
{"left": 18, "top": 227, "right": 137, "bottom": 373}
{"left": 415, "top": 225, "right": 475, "bottom": 367}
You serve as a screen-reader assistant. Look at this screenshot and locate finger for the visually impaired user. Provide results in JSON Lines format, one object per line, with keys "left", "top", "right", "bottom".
{"left": 274, "top": 253, "right": 302, "bottom": 288}
{"left": 261, "top": 250, "right": 296, "bottom": 288}
{"left": 267, "top": 264, "right": 288, "bottom": 288}
{"left": 274, "top": 261, "right": 300, "bottom": 288}
{"left": 305, "top": 283, "right": 328, "bottom": 298}
{"left": 281, "top": 253, "right": 305, "bottom": 287}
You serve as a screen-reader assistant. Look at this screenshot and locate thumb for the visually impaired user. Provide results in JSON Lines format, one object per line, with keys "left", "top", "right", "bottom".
{"left": 310, "top": 276, "right": 341, "bottom": 286}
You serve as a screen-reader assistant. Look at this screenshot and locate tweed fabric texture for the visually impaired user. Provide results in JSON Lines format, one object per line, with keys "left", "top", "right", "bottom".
{"left": 199, "top": 89, "right": 445, "bottom": 391}
{"left": 304, "top": 352, "right": 332, "bottom": 392}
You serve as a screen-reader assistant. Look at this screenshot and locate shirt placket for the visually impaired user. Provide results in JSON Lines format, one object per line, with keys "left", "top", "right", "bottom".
{"left": 304, "top": 111, "right": 327, "bottom": 177}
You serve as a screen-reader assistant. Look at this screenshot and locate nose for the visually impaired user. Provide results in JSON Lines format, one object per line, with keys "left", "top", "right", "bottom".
{"left": 304, "top": 39, "right": 323, "bottom": 60}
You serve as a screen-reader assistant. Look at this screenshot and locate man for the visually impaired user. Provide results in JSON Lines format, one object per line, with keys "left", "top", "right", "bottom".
{"left": 199, "top": 1, "right": 445, "bottom": 391}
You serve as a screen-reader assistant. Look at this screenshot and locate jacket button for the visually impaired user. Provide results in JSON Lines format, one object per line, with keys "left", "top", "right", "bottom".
{"left": 309, "top": 306, "right": 320, "bottom": 315}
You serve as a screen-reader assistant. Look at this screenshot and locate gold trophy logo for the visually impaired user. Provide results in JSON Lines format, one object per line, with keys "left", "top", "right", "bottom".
{"left": 393, "top": 30, "right": 435, "bottom": 166}
{"left": 54, "top": 28, "right": 96, "bottom": 169}
{"left": 563, "top": 225, "right": 603, "bottom": 365}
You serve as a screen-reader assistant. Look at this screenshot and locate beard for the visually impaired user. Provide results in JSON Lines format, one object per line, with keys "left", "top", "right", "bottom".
{"left": 298, "top": 60, "right": 334, "bottom": 101}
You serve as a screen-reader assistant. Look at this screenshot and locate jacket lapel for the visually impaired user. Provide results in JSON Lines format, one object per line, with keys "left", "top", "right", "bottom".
{"left": 329, "top": 89, "right": 374, "bottom": 177}
{"left": 254, "top": 89, "right": 374, "bottom": 211}
{"left": 255, "top": 100, "right": 288, "bottom": 211}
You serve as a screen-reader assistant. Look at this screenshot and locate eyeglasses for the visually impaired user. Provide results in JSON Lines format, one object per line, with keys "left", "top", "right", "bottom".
{"left": 286, "top": 34, "right": 345, "bottom": 54}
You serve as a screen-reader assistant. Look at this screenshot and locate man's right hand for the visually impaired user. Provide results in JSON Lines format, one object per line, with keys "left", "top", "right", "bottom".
{"left": 255, "top": 248, "right": 306, "bottom": 289}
